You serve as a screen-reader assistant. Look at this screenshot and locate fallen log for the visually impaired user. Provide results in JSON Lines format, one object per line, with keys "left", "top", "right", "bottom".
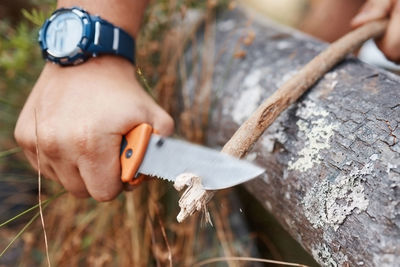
{"left": 179, "top": 7, "right": 400, "bottom": 267}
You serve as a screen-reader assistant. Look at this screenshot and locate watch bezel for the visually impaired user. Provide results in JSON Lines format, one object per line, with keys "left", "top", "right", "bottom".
{"left": 39, "top": 7, "right": 93, "bottom": 66}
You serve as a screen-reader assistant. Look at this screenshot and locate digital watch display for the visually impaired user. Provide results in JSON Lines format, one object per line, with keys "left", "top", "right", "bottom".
{"left": 39, "top": 7, "right": 135, "bottom": 66}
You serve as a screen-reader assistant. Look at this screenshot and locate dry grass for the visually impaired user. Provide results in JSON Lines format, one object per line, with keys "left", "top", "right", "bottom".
{"left": 34, "top": 110, "right": 51, "bottom": 267}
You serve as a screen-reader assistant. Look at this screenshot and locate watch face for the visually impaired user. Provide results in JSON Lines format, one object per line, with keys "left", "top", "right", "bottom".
{"left": 45, "top": 11, "right": 83, "bottom": 58}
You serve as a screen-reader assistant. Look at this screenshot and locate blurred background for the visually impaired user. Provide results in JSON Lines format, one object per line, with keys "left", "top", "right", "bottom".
{"left": 1, "top": 0, "right": 397, "bottom": 266}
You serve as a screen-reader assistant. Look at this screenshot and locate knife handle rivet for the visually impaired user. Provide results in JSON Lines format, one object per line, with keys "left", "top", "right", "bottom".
{"left": 156, "top": 138, "right": 165, "bottom": 147}
{"left": 125, "top": 148, "right": 133, "bottom": 159}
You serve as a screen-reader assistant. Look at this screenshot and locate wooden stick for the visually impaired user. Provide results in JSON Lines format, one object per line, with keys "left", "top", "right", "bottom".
{"left": 175, "top": 19, "right": 388, "bottom": 222}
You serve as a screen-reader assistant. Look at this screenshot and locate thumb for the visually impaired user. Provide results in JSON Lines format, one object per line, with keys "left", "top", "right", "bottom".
{"left": 351, "top": 0, "right": 392, "bottom": 27}
{"left": 150, "top": 107, "right": 175, "bottom": 136}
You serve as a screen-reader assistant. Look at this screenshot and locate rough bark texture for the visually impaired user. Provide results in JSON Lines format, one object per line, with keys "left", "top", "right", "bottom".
{"left": 181, "top": 8, "right": 400, "bottom": 267}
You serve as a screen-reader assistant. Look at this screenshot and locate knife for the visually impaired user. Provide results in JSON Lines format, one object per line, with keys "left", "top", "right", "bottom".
{"left": 120, "top": 123, "right": 265, "bottom": 190}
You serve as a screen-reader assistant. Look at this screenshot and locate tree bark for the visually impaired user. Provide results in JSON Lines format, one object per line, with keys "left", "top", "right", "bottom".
{"left": 181, "top": 7, "right": 400, "bottom": 267}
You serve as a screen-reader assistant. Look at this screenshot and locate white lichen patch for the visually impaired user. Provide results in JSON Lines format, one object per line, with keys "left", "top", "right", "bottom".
{"left": 261, "top": 122, "right": 288, "bottom": 152}
{"left": 303, "top": 163, "right": 371, "bottom": 231}
{"left": 311, "top": 243, "right": 348, "bottom": 267}
{"left": 217, "top": 19, "right": 235, "bottom": 32}
{"left": 386, "top": 162, "right": 397, "bottom": 173}
{"left": 243, "top": 69, "right": 262, "bottom": 88}
{"left": 276, "top": 69, "right": 298, "bottom": 87}
{"left": 331, "top": 80, "right": 338, "bottom": 88}
{"left": 296, "top": 100, "right": 330, "bottom": 118}
{"left": 305, "top": 42, "right": 321, "bottom": 51}
{"left": 373, "top": 253, "right": 400, "bottom": 267}
{"left": 319, "top": 71, "right": 338, "bottom": 95}
{"left": 277, "top": 40, "right": 292, "bottom": 50}
{"left": 324, "top": 71, "right": 338, "bottom": 80}
{"left": 288, "top": 100, "right": 338, "bottom": 172}
{"left": 232, "top": 84, "right": 263, "bottom": 124}
{"left": 370, "top": 154, "right": 379, "bottom": 161}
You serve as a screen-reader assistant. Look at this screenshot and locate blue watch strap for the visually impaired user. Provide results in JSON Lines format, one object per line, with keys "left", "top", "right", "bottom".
{"left": 87, "top": 17, "right": 135, "bottom": 64}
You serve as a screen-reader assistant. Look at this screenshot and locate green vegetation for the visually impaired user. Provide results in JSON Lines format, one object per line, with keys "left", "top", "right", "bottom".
{"left": 0, "top": 8, "right": 45, "bottom": 147}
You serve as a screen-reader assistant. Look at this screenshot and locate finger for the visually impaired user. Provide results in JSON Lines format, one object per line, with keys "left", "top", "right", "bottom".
{"left": 351, "top": 0, "right": 392, "bottom": 27}
{"left": 77, "top": 136, "right": 123, "bottom": 202}
{"left": 51, "top": 160, "right": 90, "bottom": 198}
{"left": 150, "top": 107, "right": 175, "bottom": 136}
{"left": 115, "top": 99, "right": 174, "bottom": 136}
{"left": 24, "top": 150, "right": 59, "bottom": 182}
{"left": 377, "top": 0, "right": 400, "bottom": 62}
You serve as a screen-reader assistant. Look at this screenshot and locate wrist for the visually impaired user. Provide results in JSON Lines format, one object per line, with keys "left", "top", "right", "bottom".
{"left": 57, "top": 0, "right": 148, "bottom": 37}
{"left": 40, "top": 7, "right": 137, "bottom": 66}
{"left": 43, "top": 55, "right": 136, "bottom": 78}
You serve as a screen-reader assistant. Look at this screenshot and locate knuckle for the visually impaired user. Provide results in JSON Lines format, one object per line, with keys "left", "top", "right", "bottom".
{"left": 38, "top": 127, "right": 61, "bottom": 156}
{"left": 14, "top": 127, "right": 36, "bottom": 153}
{"left": 74, "top": 129, "right": 90, "bottom": 154}
{"left": 72, "top": 124, "right": 97, "bottom": 156}
{"left": 41, "top": 139, "right": 60, "bottom": 156}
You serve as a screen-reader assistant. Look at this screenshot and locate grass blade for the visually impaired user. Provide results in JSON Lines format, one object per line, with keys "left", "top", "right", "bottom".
{"left": 0, "top": 147, "right": 21, "bottom": 158}
{"left": 0, "top": 190, "right": 65, "bottom": 228}
{"left": 0, "top": 201, "right": 52, "bottom": 258}
{"left": 193, "top": 256, "right": 310, "bottom": 267}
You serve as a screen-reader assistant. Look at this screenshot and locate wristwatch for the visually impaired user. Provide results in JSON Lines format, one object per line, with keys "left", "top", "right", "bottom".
{"left": 38, "top": 7, "right": 135, "bottom": 66}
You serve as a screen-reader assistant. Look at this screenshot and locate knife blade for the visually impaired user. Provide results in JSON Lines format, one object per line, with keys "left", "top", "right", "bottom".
{"left": 120, "top": 123, "right": 265, "bottom": 190}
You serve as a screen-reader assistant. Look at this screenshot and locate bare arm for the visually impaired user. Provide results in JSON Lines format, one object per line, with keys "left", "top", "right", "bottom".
{"left": 14, "top": 0, "right": 174, "bottom": 201}
{"left": 57, "top": 0, "right": 148, "bottom": 37}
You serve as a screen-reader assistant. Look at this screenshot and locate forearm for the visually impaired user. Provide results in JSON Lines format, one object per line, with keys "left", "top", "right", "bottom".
{"left": 57, "top": 0, "right": 149, "bottom": 37}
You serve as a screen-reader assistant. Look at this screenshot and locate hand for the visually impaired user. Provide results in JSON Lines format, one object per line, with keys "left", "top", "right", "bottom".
{"left": 351, "top": 0, "right": 400, "bottom": 62}
{"left": 14, "top": 56, "right": 174, "bottom": 201}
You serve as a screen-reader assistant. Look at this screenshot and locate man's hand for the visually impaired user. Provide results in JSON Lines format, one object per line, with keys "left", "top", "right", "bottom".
{"left": 352, "top": 0, "right": 400, "bottom": 62}
{"left": 14, "top": 56, "right": 174, "bottom": 201}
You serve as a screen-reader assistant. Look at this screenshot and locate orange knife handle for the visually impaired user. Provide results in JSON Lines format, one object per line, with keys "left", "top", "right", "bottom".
{"left": 120, "top": 123, "right": 153, "bottom": 184}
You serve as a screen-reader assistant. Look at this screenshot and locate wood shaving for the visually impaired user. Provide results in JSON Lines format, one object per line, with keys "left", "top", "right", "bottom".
{"left": 174, "top": 173, "right": 213, "bottom": 223}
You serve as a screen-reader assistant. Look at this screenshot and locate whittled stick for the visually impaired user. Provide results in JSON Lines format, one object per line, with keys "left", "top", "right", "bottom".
{"left": 175, "top": 19, "right": 388, "bottom": 222}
